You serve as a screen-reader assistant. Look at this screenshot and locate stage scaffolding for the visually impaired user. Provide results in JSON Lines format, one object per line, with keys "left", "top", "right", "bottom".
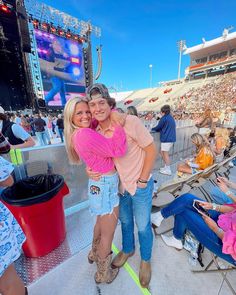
{"left": 22, "top": 0, "right": 101, "bottom": 109}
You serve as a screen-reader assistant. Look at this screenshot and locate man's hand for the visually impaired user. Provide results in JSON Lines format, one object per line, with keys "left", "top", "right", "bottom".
{"left": 86, "top": 167, "right": 101, "bottom": 181}
{"left": 110, "top": 111, "right": 127, "bottom": 126}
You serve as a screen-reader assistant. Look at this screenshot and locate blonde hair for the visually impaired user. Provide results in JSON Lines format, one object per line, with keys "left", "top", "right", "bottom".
{"left": 64, "top": 97, "right": 88, "bottom": 164}
{"left": 191, "top": 133, "right": 214, "bottom": 158}
{"left": 215, "top": 127, "right": 230, "bottom": 147}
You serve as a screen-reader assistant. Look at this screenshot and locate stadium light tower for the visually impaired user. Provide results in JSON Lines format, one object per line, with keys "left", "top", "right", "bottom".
{"left": 149, "top": 64, "right": 153, "bottom": 88}
{"left": 177, "top": 40, "right": 186, "bottom": 80}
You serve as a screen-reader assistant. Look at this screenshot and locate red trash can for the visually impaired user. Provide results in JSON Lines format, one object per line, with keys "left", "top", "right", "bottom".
{"left": 1, "top": 174, "right": 69, "bottom": 258}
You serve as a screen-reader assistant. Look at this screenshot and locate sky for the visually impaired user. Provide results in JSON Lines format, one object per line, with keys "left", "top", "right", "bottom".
{"left": 39, "top": 0, "right": 236, "bottom": 91}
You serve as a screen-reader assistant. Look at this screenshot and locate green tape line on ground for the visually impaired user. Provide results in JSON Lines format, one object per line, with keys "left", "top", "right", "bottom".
{"left": 112, "top": 243, "right": 151, "bottom": 295}
{"left": 9, "top": 149, "right": 17, "bottom": 165}
{"left": 15, "top": 149, "right": 23, "bottom": 164}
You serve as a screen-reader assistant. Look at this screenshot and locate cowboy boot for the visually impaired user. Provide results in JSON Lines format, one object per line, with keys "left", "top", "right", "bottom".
{"left": 111, "top": 251, "right": 135, "bottom": 269}
{"left": 95, "top": 252, "right": 119, "bottom": 284}
{"left": 88, "top": 236, "right": 100, "bottom": 264}
{"left": 139, "top": 260, "right": 151, "bottom": 288}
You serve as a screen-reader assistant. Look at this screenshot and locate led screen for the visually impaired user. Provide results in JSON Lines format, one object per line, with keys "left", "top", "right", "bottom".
{"left": 34, "top": 29, "right": 86, "bottom": 107}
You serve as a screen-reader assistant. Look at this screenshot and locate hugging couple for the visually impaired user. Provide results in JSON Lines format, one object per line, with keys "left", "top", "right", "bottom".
{"left": 64, "top": 83, "right": 157, "bottom": 288}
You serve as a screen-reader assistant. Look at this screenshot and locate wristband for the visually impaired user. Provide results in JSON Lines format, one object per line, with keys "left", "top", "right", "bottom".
{"left": 138, "top": 179, "right": 148, "bottom": 184}
{"left": 225, "top": 190, "right": 232, "bottom": 196}
{"left": 216, "top": 227, "right": 223, "bottom": 235}
{"left": 212, "top": 203, "right": 218, "bottom": 210}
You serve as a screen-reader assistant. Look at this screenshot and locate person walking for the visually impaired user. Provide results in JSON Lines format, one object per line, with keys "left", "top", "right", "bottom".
{"left": 151, "top": 105, "right": 176, "bottom": 176}
{"left": 86, "top": 83, "right": 157, "bottom": 288}
{"left": 56, "top": 114, "right": 64, "bottom": 143}
{"left": 32, "top": 114, "right": 48, "bottom": 146}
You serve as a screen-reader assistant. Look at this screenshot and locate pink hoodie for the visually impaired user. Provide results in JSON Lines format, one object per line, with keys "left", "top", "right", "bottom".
{"left": 218, "top": 204, "right": 236, "bottom": 260}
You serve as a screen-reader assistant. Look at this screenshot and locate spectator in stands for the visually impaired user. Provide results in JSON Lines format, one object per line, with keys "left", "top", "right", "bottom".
{"left": 64, "top": 96, "right": 127, "bottom": 284}
{"left": 195, "top": 108, "right": 213, "bottom": 135}
{"left": 0, "top": 142, "right": 28, "bottom": 295}
{"left": 211, "top": 177, "right": 236, "bottom": 205}
{"left": 127, "top": 106, "right": 138, "bottom": 117}
{"left": 86, "top": 83, "right": 157, "bottom": 288}
{"left": 56, "top": 114, "right": 64, "bottom": 143}
{"left": 0, "top": 107, "right": 35, "bottom": 149}
{"left": 151, "top": 105, "right": 176, "bottom": 176}
{"left": 151, "top": 193, "right": 236, "bottom": 266}
{"left": 210, "top": 128, "right": 229, "bottom": 162}
{"left": 177, "top": 133, "right": 214, "bottom": 175}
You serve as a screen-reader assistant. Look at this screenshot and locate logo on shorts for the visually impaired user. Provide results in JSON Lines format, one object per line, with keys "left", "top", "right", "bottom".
{"left": 90, "top": 185, "right": 101, "bottom": 195}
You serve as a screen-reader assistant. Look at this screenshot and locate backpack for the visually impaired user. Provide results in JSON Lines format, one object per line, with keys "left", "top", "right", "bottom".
{"left": 183, "top": 230, "right": 204, "bottom": 267}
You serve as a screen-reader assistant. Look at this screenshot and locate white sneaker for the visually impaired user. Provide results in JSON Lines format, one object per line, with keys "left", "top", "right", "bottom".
{"left": 161, "top": 234, "right": 183, "bottom": 250}
{"left": 151, "top": 211, "right": 164, "bottom": 227}
{"left": 159, "top": 167, "right": 172, "bottom": 176}
{"left": 228, "top": 161, "right": 234, "bottom": 168}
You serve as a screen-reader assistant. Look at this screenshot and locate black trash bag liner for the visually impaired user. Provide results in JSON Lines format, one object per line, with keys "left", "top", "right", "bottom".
{"left": 1, "top": 174, "right": 64, "bottom": 206}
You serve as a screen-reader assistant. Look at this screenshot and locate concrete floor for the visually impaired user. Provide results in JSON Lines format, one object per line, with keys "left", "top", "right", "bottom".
{"left": 16, "top": 165, "right": 236, "bottom": 295}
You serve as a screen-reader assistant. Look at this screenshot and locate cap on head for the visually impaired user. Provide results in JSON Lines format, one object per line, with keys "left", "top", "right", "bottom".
{"left": 86, "top": 83, "right": 111, "bottom": 101}
{"left": 0, "top": 106, "right": 5, "bottom": 114}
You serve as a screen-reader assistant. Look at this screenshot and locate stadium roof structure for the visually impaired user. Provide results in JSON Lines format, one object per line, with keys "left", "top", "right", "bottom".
{"left": 184, "top": 30, "right": 236, "bottom": 58}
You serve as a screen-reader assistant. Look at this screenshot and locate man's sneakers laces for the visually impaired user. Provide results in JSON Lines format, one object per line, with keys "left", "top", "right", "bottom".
{"left": 159, "top": 167, "right": 172, "bottom": 176}
{"left": 161, "top": 234, "right": 183, "bottom": 250}
{"left": 151, "top": 211, "right": 164, "bottom": 227}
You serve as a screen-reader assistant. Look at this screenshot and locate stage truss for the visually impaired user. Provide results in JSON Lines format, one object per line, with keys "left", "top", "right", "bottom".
{"left": 23, "top": 0, "right": 101, "bottom": 108}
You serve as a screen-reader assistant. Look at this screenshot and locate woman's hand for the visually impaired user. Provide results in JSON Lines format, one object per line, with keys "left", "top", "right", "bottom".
{"left": 217, "top": 177, "right": 229, "bottom": 193}
{"left": 217, "top": 176, "right": 231, "bottom": 187}
{"left": 202, "top": 215, "right": 218, "bottom": 232}
{"left": 86, "top": 167, "right": 101, "bottom": 181}
{"left": 197, "top": 201, "right": 212, "bottom": 210}
{"left": 110, "top": 111, "right": 127, "bottom": 126}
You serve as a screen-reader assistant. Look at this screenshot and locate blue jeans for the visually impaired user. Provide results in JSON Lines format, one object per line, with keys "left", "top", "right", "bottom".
{"left": 45, "top": 77, "right": 66, "bottom": 106}
{"left": 161, "top": 193, "right": 236, "bottom": 265}
{"left": 35, "top": 131, "right": 47, "bottom": 146}
{"left": 119, "top": 178, "right": 154, "bottom": 261}
{"left": 211, "top": 187, "right": 234, "bottom": 205}
{"left": 58, "top": 129, "right": 64, "bottom": 143}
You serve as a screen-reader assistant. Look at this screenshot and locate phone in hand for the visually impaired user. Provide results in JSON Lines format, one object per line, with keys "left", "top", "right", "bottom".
{"left": 193, "top": 200, "right": 210, "bottom": 217}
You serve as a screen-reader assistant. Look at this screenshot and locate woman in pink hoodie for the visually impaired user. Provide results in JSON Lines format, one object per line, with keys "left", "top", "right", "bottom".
{"left": 64, "top": 97, "right": 127, "bottom": 284}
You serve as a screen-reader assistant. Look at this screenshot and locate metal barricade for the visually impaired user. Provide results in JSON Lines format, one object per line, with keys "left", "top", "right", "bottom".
{"left": 4, "top": 125, "right": 197, "bottom": 210}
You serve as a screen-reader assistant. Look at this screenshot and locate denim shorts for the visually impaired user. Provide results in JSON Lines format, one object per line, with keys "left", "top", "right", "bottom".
{"left": 88, "top": 172, "right": 119, "bottom": 216}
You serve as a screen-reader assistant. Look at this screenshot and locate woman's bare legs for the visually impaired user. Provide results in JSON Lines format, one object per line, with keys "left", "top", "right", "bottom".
{"left": 97, "top": 206, "right": 119, "bottom": 259}
{"left": 177, "top": 163, "right": 192, "bottom": 174}
{"left": 0, "top": 264, "right": 25, "bottom": 295}
{"left": 93, "top": 218, "right": 101, "bottom": 240}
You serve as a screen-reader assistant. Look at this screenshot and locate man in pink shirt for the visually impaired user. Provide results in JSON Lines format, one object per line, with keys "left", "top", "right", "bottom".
{"left": 87, "top": 83, "right": 157, "bottom": 288}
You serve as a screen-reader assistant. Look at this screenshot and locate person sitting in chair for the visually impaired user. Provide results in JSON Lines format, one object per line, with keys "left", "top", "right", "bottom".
{"left": 177, "top": 133, "right": 214, "bottom": 175}
{"left": 151, "top": 193, "right": 236, "bottom": 266}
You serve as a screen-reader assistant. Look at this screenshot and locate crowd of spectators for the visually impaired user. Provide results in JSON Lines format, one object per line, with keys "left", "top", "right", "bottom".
{"left": 173, "top": 72, "right": 236, "bottom": 116}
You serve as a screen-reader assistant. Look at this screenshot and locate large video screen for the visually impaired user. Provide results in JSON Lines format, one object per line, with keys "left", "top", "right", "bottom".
{"left": 34, "top": 29, "right": 86, "bottom": 107}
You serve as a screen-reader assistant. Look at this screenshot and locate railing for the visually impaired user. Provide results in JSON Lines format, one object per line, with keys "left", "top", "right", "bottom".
{"left": 3, "top": 125, "right": 197, "bottom": 209}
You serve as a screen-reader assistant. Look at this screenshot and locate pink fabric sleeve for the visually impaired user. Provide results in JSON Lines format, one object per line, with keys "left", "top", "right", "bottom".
{"left": 221, "top": 213, "right": 236, "bottom": 260}
{"left": 74, "top": 126, "right": 127, "bottom": 158}
{"left": 222, "top": 230, "right": 236, "bottom": 260}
